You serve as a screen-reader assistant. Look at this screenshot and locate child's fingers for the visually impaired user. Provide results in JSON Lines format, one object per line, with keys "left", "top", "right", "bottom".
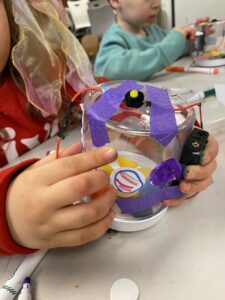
{"left": 188, "top": 27, "right": 197, "bottom": 41}
{"left": 47, "top": 170, "right": 110, "bottom": 208}
{"left": 33, "top": 142, "right": 83, "bottom": 167}
{"left": 39, "top": 147, "right": 118, "bottom": 185}
{"left": 199, "top": 134, "right": 219, "bottom": 166}
{"left": 180, "top": 176, "right": 213, "bottom": 194}
{"left": 50, "top": 210, "right": 115, "bottom": 248}
{"left": 51, "top": 187, "right": 116, "bottom": 232}
{"left": 195, "top": 16, "right": 210, "bottom": 25}
{"left": 184, "top": 159, "right": 217, "bottom": 181}
{"left": 162, "top": 135, "right": 218, "bottom": 208}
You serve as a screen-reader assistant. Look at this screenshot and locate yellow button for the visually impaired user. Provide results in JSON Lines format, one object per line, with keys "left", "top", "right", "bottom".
{"left": 130, "top": 90, "right": 138, "bottom": 99}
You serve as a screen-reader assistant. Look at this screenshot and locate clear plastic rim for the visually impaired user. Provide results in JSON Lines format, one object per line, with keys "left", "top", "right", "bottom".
{"left": 84, "top": 81, "right": 196, "bottom": 136}
{"left": 110, "top": 206, "right": 168, "bottom": 232}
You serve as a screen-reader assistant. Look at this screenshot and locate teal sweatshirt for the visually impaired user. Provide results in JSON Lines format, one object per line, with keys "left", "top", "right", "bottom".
{"left": 94, "top": 23, "right": 189, "bottom": 81}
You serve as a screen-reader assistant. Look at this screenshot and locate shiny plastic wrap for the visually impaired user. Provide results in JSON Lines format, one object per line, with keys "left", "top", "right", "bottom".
{"left": 11, "top": 0, "right": 96, "bottom": 116}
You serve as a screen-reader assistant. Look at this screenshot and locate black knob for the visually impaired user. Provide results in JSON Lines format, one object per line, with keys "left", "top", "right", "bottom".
{"left": 124, "top": 90, "right": 144, "bottom": 108}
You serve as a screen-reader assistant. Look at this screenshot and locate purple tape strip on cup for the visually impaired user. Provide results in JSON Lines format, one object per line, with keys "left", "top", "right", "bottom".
{"left": 146, "top": 85, "right": 178, "bottom": 146}
{"left": 87, "top": 80, "right": 143, "bottom": 147}
{"left": 116, "top": 185, "right": 183, "bottom": 214}
{"left": 150, "top": 158, "right": 184, "bottom": 186}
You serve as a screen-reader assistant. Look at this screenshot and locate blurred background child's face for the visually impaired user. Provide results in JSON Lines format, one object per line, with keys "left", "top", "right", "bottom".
{"left": 0, "top": 0, "right": 10, "bottom": 73}
{"left": 111, "top": 0, "right": 161, "bottom": 28}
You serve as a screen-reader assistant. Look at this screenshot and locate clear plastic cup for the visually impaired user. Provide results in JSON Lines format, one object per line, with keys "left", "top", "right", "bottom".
{"left": 82, "top": 81, "right": 196, "bottom": 231}
{"left": 194, "top": 20, "right": 225, "bottom": 67}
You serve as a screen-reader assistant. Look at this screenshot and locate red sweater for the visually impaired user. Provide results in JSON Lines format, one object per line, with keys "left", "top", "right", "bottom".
{"left": 0, "top": 76, "right": 62, "bottom": 255}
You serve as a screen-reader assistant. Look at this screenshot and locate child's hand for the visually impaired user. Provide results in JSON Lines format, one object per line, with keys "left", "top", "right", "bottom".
{"left": 195, "top": 16, "right": 214, "bottom": 37}
{"left": 175, "top": 17, "right": 211, "bottom": 42}
{"left": 6, "top": 143, "right": 118, "bottom": 250}
{"left": 195, "top": 16, "right": 210, "bottom": 26}
{"left": 175, "top": 26, "right": 197, "bottom": 42}
{"left": 163, "top": 134, "right": 218, "bottom": 206}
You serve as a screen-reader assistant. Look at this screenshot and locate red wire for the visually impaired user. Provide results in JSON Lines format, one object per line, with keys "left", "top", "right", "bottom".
{"left": 111, "top": 111, "right": 141, "bottom": 122}
{"left": 175, "top": 102, "right": 204, "bottom": 128}
{"left": 71, "top": 87, "right": 102, "bottom": 104}
{"left": 198, "top": 103, "right": 203, "bottom": 128}
{"left": 55, "top": 87, "right": 102, "bottom": 159}
{"left": 56, "top": 136, "right": 61, "bottom": 159}
{"left": 174, "top": 102, "right": 199, "bottom": 111}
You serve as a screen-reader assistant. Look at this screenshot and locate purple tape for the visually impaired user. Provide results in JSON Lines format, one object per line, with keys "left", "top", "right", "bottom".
{"left": 147, "top": 86, "right": 178, "bottom": 146}
{"left": 116, "top": 185, "right": 184, "bottom": 214}
{"left": 150, "top": 158, "right": 184, "bottom": 186}
{"left": 87, "top": 80, "right": 143, "bottom": 147}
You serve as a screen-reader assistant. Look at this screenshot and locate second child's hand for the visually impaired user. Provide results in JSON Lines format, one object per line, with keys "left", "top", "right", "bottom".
{"left": 175, "top": 17, "right": 211, "bottom": 42}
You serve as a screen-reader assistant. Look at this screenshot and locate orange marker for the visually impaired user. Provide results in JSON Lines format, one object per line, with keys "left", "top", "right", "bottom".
{"left": 166, "top": 66, "right": 219, "bottom": 75}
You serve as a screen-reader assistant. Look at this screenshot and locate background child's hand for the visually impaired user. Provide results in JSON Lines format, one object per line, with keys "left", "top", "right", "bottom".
{"left": 174, "top": 17, "right": 211, "bottom": 43}
{"left": 175, "top": 26, "right": 197, "bottom": 42}
{"left": 163, "top": 134, "right": 219, "bottom": 206}
{"left": 195, "top": 16, "right": 214, "bottom": 37}
{"left": 6, "top": 143, "right": 118, "bottom": 250}
{"left": 195, "top": 16, "right": 210, "bottom": 26}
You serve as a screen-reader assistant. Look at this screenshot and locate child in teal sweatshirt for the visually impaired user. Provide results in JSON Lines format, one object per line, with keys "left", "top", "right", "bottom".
{"left": 94, "top": 0, "right": 208, "bottom": 81}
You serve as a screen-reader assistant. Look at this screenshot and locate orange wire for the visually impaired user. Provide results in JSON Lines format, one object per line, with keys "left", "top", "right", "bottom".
{"left": 55, "top": 87, "right": 102, "bottom": 159}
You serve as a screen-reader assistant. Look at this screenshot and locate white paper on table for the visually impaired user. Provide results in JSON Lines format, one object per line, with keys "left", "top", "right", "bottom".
{"left": 215, "top": 84, "right": 225, "bottom": 106}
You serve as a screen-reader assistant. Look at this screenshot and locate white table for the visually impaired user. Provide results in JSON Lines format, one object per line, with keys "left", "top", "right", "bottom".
{"left": 1, "top": 58, "right": 225, "bottom": 300}
{"left": 151, "top": 57, "right": 225, "bottom": 130}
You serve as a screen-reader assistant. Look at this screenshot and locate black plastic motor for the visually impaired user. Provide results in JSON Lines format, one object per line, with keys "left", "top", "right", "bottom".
{"left": 124, "top": 90, "right": 145, "bottom": 108}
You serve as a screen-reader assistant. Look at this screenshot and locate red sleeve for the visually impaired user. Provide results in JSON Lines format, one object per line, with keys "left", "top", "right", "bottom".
{"left": 0, "top": 159, "right": 39, "bottom": 256}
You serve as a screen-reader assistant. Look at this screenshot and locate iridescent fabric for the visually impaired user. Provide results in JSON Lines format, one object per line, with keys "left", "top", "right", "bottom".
{"left": 11, "top": 0, "right": 96, "bottom": 116}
